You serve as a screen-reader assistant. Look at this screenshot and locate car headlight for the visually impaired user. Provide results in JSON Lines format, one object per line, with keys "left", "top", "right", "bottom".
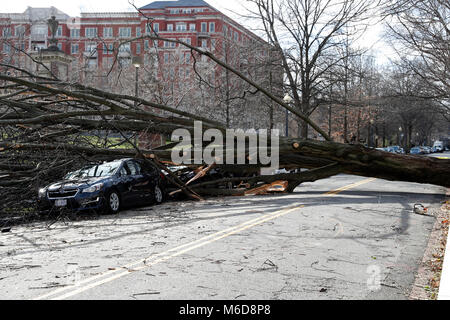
{"left": 38, "top": 188, "right": 47, "bottom": 197}
{"left": 82, "top": 183, "right": 104, "bottom": 193}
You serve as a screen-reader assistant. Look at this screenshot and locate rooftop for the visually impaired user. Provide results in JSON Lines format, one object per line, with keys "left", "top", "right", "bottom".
{"left": 140, "top": 0, "right": 211, "bottom": 10}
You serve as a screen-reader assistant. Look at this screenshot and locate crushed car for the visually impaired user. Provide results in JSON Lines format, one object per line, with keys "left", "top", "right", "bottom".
{"left": 38, "top": 158, "right": 166, "bottom": 214}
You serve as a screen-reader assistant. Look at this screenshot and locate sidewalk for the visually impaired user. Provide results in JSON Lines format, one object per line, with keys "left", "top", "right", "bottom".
{"left": 438, "top": 192, "right": 450, "bottom": 300}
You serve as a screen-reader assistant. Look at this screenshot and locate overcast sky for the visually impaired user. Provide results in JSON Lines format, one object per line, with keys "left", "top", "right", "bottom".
{"left": 1, "top": 0, "right": 395, "bottom": 64}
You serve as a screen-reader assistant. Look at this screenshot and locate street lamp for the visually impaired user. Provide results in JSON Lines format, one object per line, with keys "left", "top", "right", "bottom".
{"left": 132, "top": 56, "right": 143, "bottom": 146}
{"left": 132, "top": 56, "right": 143, "bottom": 108}
{"left": 283, "top": 94, "right": 293, "bottom": 137}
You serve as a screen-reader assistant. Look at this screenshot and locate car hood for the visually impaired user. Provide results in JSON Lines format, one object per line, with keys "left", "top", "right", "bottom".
{"left": 47, "top": 177, "right": 109, "bottom": 191}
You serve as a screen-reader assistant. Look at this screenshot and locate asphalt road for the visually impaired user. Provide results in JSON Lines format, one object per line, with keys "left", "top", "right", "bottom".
{"left": 0, "top": 174, "right": 447, "bottom": 300}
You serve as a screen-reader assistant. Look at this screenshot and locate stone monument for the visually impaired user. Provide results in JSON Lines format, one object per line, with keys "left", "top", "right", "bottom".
{"left": 30, "top": 16, "right": 73, "bottom": 80}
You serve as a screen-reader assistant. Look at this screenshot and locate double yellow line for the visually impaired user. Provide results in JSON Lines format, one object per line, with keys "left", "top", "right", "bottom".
{"left": 33, "top": 177, "right": 375, "bottom": 300}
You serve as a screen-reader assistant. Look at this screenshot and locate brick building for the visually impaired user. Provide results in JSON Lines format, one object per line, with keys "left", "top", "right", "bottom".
{"left": 0, "top": 0, "right": 284, "bottom": 131}
{"left": 0, "top": 1, "right": 266, "bottom": 69}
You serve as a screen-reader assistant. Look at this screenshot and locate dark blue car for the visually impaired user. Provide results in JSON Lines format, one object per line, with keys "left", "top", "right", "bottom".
{"left": 38, "top": 158, "right": 166, "bottom": 214}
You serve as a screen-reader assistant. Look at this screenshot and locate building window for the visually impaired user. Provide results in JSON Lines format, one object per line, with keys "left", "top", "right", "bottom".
{"left": 153, "top": 40, "right": 158, "bottom": 47}
{"left": 190, "top": 24, "right": 196, "bottom": 31}
{"left": 209, "top": 22, "right": 215, "bottom": 33}
{"left": 119, "top": 27, "right": 131, "bottom": 38}
{"left": 167, "top": 24, "right": 173, "bottom": 31}
{"left": 234, "top": 32, "right": 239, "bottom": 41}
{"left": 85, "top": 28, "right": 97, "bottom": 38}
{"left": 183, "top": 9, "right": 192, "bottom": 14}
{"left": 211, "top": 39, "right": 216, "bottom": 50}
{"left": 70, "top": 29, "right": 80, "bottom": 38}
{"left": 31, "top": 25, "right": 47, "bottom": 36}
{"left": 170, "top": 9, "right": 179, "bottom": 14}
{"left": 2, "top": 28, "right": 11, "bottom": 38}
{"left": 176, "top": 24, "right": 187, "bottom": 32}
{"left": 103, "top": 27, "right": 113, "bottom": 38}
{"left": 56, "top": 26, "right": 63, "bottom": 37}
{"left": 201, "top": 22, "right": 207, "bottom": 33}
{"left": 185, "top": 53, "right": 190, "bottom": 64}
{"left": 3, "top": 43, "right": 11, "bottom": 53}
{"left": 15, "top": 26, "right": 26, "bottom": 37}
{"left": 201, "top": 39, "right": 207, "bottom": 48}
{"left": 146, "top": 23, "right": 159, "bottom": 33}
{"left": 136, "top": 27, "right": 141, "bottom": 37}
{"left": 57, "top": 43, "right": 62, "bottom": 50}
{"left": 136, "top": 43, "right": 141, "bottom": 54}
{"left": 103, "top": 43, "right": 113, "bottom": 54}
{"left": 144, "top": 40, "right": 149, "bottom": 50}
{"left": 118, "top": 43, "right": 131, "bottom": 53}
{"left": 164, "top": 52, "right": 169, "bottom": 63}
{"left": 85, "top": 42, "right": 97, "bottom": 53}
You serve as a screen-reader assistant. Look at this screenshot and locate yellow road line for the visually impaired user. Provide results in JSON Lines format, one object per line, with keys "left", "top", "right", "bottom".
{"left": 324, "top": 178, "right": 376, "bottom": 196}
{"left": 33, "top": 205, "right": 299, "bottom": 300}
{"left": 52, "top": 206, "right": 303, "bottom": 300}
{"left": 33, "top": 177, "right": 376, "bottom": 300}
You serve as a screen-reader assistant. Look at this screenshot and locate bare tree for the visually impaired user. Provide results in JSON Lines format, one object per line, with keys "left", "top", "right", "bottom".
{"left": 243, "top": 0, "right": 381, "bottom": 139}
{"left": 386, "top": 0, "right": 450, "bottom": 120}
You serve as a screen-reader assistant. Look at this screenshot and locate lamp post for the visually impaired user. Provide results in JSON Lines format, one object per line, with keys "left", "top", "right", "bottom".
{"left": 132, "top": 56, "right": 143, "bottom": 107}
{"left": 283, "top": 94, "right": 293, "bottom": 137}
{"left": 132, "top": 56, "right": 142, "bottom": 146}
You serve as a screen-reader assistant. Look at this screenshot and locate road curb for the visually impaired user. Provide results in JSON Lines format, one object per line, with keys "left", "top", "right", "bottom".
{"left": 438, "top": 189, "right": 450, "bottom": 300}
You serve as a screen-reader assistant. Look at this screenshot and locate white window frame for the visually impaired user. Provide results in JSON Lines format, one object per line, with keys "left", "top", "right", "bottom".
{"left": 201, "top": 22, "right": 207, "bottom": 33}
{"left": 70, "top": 29, "right": 80, "bottom": 38}
{"left": 119, "top": 27, "right": 131, "bottom": 38}
{"left": 85, "top": 28, "right": 98, "bottom": 38}
{"left": 85, "top": 42, "right": 97, "bottom": 53}
{"left": 103, "top": 27, "right": 113, "bottom": 38}
{"left": 167, "top": 24, "right": 173, "bottom": 31}
{"left": 3, "top": 28, "right": 12, "bottom": 38}
{"left": 176, "top": 24, "right": 187, "bottom": 32}
{"left": 209, "top": 22, "right": 215, "bottom": 33}
{"left": 118, "top": 43, "right": 131, "bottom": 53}
{"left": 15, "top": 25, "right": 26, "bottom": 37}
{"left": 56, "top": 26, "right": 63, "bottom": 37}
{"left": 71, "top": 44, "right": 79, "bottom": 54}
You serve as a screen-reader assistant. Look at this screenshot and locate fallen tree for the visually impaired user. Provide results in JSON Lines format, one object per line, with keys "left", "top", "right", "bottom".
{"left": 0, "top": 55, "right": 449, "bottom": 218}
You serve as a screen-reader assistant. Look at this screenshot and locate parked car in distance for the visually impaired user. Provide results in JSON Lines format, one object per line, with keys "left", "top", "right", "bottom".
{"left": 433, "top": 141, "right": 444, "bottom": 152}
{"left": 388, "top": 146, "right": 405, "bottom": 154}
{"left": 410, "top": 147, "right": 422, "bottom": 155}
{"left": 38, "top": 158, "right": 166, "bottom": 214}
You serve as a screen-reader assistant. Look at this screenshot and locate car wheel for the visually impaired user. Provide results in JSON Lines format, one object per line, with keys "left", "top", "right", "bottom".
{"left": 105, "top": 190, "right": 121, "bottom": 214}
{"left": 154, "top": 185, "right": 164, "bottom": 204}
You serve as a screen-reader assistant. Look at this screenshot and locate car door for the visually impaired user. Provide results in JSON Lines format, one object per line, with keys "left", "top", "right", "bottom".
{"left": 126, "top": 160, "right": 149, "bottom": 204}
{"left": 116, "top": 162, "right": 134, "bottom": 204}
{"left": 138, "top": 160, "right": 161, "bottom": 202}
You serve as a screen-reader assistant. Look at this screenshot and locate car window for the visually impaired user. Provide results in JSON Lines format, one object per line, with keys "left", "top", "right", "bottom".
{"left": 67, "top": 162, "right": 121, "bottom": 179}
{"left": 126, "top": 161, "right": 139, "bottom": 176}
{"left": 133, "top": 161, "right": 142, "bottom": 175}
{"left": 119, "top": 166, "right": 129, "bottom": 176}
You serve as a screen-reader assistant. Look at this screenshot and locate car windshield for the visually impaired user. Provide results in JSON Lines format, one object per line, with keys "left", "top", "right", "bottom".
{"left": 65, "top": 162, "right": 122, "bottom": 179}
